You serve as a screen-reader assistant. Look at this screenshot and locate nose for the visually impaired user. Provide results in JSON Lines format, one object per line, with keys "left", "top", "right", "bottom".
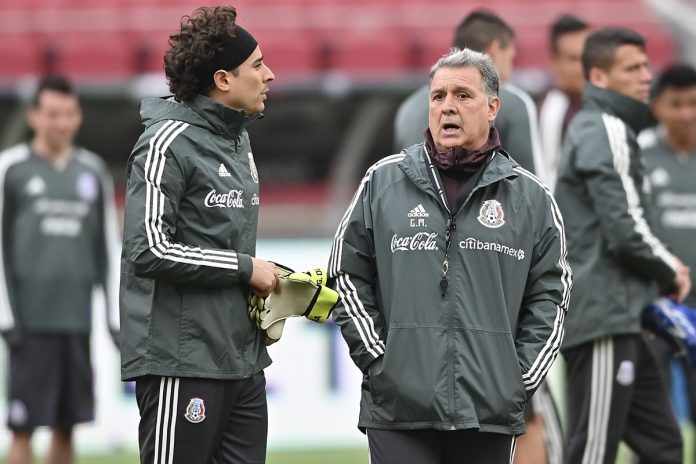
{"left": 641, "top": 65, "right": 652, "bottom": 83}
{"left": 264, "top": 64, "right": 275, "bottom": 82}
{"left": 440, "top": 93, "right": 457, "bottom": 113}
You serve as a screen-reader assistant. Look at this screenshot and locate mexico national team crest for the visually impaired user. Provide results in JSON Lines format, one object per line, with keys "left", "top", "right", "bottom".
{"left": 184, "top": 398, "right": 206, "bottom": 424}
{"left": 248, "top": 152, "right": 259, "bottom": 183}
{"left": 76, "top": 172, "right": 98, "bottom": 202}
{"left": 616, "top": 360, "right": 635, "bottom": 386}
{"left": 478, "top": 199, "right": 505, "bottom": 228}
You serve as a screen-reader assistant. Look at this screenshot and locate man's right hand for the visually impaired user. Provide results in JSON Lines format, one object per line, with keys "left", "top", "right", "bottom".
{"left": 671, "top": 260, "right": 692, "bottom": 304}
{"left": 249, "top": 258, "right": 281, "bottom": 298}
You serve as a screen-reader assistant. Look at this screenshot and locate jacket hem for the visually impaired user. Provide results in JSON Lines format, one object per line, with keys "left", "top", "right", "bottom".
{"left": 121, "top": 359, "right": 271, "bottom": 382}
{"left": 357, "top": 419, "right": 525, "bottom": 435}
{"left": 562, "top": 327, "right": 642, "bottom": 350}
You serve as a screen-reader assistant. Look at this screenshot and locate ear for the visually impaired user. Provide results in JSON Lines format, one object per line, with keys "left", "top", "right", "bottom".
{"left": 212, "top": 70, "right": 233, "bottom": 92}
{"left": 488, "top": 96, "right": 501, "bottom": 123}
{"left": 588, "top": 67, "right": 609, "bottom": 89}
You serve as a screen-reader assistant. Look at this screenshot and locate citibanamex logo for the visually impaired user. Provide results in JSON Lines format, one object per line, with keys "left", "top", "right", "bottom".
{"left": 390, "top": 232, "right": 439, "bottom": 252}
{"left": 204, "top": 189, "right": 244, "bottom": 208}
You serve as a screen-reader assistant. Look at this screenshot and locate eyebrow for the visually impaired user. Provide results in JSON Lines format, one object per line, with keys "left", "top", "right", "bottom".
{"left": 430, "top": 84, "right": 472, "bottom": 96}
{"left": 253, "top": 56, "right": 264, "bottom": 66}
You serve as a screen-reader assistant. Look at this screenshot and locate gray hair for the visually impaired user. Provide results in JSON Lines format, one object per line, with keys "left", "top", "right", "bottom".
{"left": 429, "top": 47, "right": 500, "bottom": 101}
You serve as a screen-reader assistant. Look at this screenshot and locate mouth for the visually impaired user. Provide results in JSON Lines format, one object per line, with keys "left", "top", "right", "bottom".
{"left": 442, "top": 122, "right": 461, "bottom": 134}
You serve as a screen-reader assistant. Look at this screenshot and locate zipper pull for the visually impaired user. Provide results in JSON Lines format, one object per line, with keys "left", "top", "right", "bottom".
{"left": 440, "top": 259, "right": 449, "bottom": 297}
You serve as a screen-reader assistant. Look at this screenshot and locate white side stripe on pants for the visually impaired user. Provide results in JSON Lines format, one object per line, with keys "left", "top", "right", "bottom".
{"left": 509, "top": 435, "right": 518, "bottom": 464}
{"left": 582, "top": 337, "right": 613, "bottom": 464}
{"left": 535, "top": 385, "right": 564, "bottom": 464}
{"left": 154, "top": 377, "right": 180, "bottom": 464}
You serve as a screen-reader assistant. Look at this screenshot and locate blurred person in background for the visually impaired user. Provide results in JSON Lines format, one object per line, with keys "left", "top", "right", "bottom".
{"left": 539, "top": 14, "right": 590, "bottom": 190}
{"left": 0, "top": 75, "right": 120, "bottom": 464}
{"left": 394, "top": 10, "right": 562, "bottom": 464}
{"left": 394, "top": 10, "right": 548, "bottom": 185}
{"left": 119, "top": 6, "right": 280, "bottom": 463}
{"left": 554, "top": 27, "right": 691, "bottom": 464}
{"left": 330, "top": 47, "right": 570, "bottom": 464}
{"left": 641, "top": 63, "right": 696, "bottom": 464}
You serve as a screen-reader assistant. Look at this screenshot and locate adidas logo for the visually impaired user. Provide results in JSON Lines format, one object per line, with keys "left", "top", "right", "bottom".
{"left": 218, "top": 163, "right": 231, "bottom": 177}
{"left": 408, "top": 204, "right": 429, "bottom": 218}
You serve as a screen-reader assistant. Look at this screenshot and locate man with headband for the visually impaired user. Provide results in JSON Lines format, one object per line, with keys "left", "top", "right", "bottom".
{"left": 119, "top": 6, "right": 278, "bottom": 463}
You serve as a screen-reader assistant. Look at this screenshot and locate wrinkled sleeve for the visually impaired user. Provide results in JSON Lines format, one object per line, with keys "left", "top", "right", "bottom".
{"left": 122, "top": 123, "right": 252, "bottom": 287}
{"left": 328, "top": 173, "right": 385, "bottom": 373}
{"left": 576, "top": 115, "right": 677, "bottom": 286}
{"left": 514, "top": 171, "right": 572, "bottom": 399}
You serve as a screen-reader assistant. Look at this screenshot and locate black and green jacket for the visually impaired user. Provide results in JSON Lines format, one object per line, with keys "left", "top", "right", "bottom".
{"left": 328, "top": 145, "right": 570, "bottom": 434}
{"left": 0, "top": 143, "right": 120, "bottom": 335}
{"left": 555, "top": 84, "right": 678, "bottom": 349}
{"left": 120, "top": 95, "right": 269, "bottom": 381}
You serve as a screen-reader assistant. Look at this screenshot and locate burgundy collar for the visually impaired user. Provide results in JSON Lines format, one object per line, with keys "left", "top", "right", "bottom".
{"left": 424, "top": 127, "right": 501, "bottom": 176}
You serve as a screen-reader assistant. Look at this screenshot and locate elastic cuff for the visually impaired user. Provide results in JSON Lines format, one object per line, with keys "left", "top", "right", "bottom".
{"left": 360, "top": 354, "right": 383, "bottom": 375}
{"left": 237, "top": 253, "right": 253, "bottom": 283}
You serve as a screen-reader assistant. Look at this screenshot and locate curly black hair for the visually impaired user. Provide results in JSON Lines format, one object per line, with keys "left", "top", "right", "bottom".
{"left": 164, "top": 6, "right": 239, "bottom": 102}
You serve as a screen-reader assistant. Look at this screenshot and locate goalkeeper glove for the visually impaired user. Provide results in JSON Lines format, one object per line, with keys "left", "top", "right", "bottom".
{"left": 248, "top": 264, "right": 339, "bottom": 341}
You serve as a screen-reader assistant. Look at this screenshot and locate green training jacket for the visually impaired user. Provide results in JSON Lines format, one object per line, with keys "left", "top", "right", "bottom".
{"left": 0, "top": 144, "right": 120, "bottom": 335}
{"left": 642, "top": 133, "right": 696, "bottom": 307}
{"left": 328, "top": 145, "right": 570, "bottom": 434}
{"left": 555, "top": 84, "right": 678, "bottom": 350}
{"left": 120, "top": 95, "right": 270, "bottom": 381}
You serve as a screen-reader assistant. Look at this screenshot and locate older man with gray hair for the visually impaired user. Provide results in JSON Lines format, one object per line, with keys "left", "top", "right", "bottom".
{"left": 328, "top": 47, "right": 570, "bottom": 464}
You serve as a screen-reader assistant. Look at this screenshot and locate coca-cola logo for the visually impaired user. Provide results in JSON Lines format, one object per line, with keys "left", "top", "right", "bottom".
{"left": 204, "top": 189, "right": 244, "bottom": 208}
{"left": 390, "top": 232, "right": 439, "bottom": 253}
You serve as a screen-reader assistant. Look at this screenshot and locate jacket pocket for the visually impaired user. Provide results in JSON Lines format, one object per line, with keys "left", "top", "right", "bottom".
{"left": 369, "top": 326, "right": 448, "bottom": 423}
{"left": 453, "top": 328, "right": 526, "bottom": 427}
{"left": 179, "top": 287, "right": 238, "bottom": 371}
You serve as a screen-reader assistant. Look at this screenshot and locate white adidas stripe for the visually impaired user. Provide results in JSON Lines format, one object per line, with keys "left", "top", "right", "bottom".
{"left": 329, "top": 154, "right": 404, "bottom": 277}
{"left": 602, "top": 114, "right": 678, "bottom": 272}
{"left": 535, "top": 383, "right": 564, "bottom": 464}
{"left": 0, "top": 145, "right": 31, "bottom": 331}
{"left": 509, "top": 435, "right": 518, "bottom": 464}
{"left": 328, "top": 155, "right": 403, "bottom": 361}
{"left": 153, "top": 378, "right": 166, "bottom": 464}
{"left": 76, "top": 149, "right": 122, "bottom": 332}
{"left": 153, "top": 377, "right": 180, "bottom": 464}
{"left": 142, "top": 120, "right": 240, "bottom": 270}
{"left": 514, "top": 168, "right": 571, "bottom": 391}
{"left": 504, "top": 83, "right": 550, "bottom": 185}
{"left": 335, "top": 274, "right": 385, "bottom": 358}
{"left": 582, "top": 338, "right": 613, "bottom": 464}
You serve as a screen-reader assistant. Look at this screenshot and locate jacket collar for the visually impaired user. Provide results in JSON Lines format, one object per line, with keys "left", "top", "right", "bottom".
{"left": 186, "top": 95, "right": 261, "bottom": 140}
{"left": 139, "top": 95, "right": 261, "bottom": 142}
{"left": 582, "top": 83, "right": 654, "bottom": 133}
{"left": 399, "top": 143, "right": 518, "bottom": 199}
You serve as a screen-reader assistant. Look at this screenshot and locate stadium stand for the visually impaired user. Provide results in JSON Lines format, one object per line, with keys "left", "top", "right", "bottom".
{"left": 0, "top": 0, "right": 675, "bottom": 81}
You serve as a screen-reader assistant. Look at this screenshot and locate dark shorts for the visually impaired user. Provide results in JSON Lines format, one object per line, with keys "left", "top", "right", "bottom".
{"left": 135, "top": 372, "right": 268, "bottom": 464}
{"left": 7, "top": 333, "right": 94, "bottom": 432}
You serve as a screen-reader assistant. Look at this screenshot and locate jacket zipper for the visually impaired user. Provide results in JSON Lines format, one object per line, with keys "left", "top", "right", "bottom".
{"left": 417, "top": 148, "right": 500, "bottom": 428}
{"left": 445, "top": 212, "right": 456, "bottom": 429}
{"left": 440, "top": 215, "right": 456, "bottom": 296}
